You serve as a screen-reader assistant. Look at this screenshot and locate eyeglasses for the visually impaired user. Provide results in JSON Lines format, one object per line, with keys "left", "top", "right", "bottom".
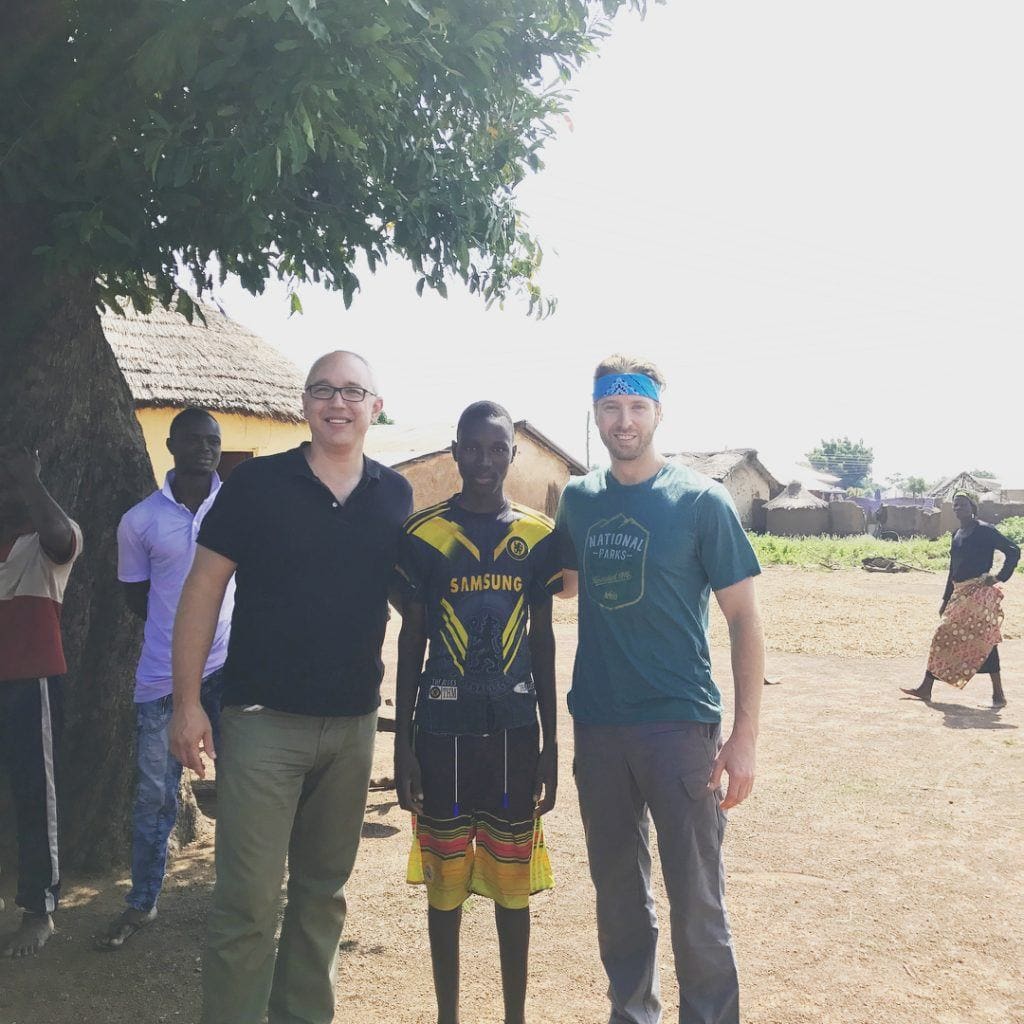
{"left": 304, "top": 384, "right": 377, "bottom": 403}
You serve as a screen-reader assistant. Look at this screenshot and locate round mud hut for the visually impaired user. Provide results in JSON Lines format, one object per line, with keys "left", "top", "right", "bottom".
{"left": 765, "top": 481, "right": 830, "bottom": 536}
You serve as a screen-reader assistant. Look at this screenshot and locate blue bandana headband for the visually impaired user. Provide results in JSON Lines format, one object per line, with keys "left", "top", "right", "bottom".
{"left": 593, "top": 373, "right": 661, "bottom": 402}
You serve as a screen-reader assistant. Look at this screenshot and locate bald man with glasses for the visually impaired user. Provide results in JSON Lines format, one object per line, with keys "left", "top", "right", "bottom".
{"left": 171, "top": 351, "right": 412, "bottom": 1024}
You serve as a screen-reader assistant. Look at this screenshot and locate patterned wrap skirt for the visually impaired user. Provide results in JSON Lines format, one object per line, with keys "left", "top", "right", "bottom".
{"left": 927, "top": 577, "right": 1004, "bottom": 687}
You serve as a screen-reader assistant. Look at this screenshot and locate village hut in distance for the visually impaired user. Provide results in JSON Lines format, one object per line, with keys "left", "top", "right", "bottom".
{"left": 764, "top": 481, "right": 830, "bottom": 536}
{"left": 103, "top": 304, "right": 309, "bottom": 480}
{"left": 363, "top": 420, "right": 587, "bottom": 517}
{"left": 667, "top": 449, "right": 781, "bottom": 530}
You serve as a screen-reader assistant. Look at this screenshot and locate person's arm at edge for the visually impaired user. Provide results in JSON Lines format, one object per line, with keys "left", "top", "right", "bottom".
{"left": 991, "top": 527, "right": 1021, "bottom": 582}
{"left": 169, "top": 545, "right": 235, "bottom": 777}
{"left": 394, "top": 600, "right": 427, "bottom": 814}
{"left": 528, "top": 597, "right": 558, "bottom": 814}
{"left": 556, "top": 569, "right": 578, "bottom": 599}
{"left": 15, "top": 456, "right": 75, "bottom": 563}
{"left": 116, "top": 514, "right": 151, "bottom": 619}
{"left": 708, "top": 575, "right": 764, "bottom": 811}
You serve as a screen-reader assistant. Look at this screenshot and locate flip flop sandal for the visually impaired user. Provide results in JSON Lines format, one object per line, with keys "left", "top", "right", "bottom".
{"left": 95, "top": 908, "right": 157, "bottom": 951}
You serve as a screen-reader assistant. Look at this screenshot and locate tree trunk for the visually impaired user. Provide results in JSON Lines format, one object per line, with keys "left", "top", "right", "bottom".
{"left": 0, "top": 210, "right": 201, "bottom": 871}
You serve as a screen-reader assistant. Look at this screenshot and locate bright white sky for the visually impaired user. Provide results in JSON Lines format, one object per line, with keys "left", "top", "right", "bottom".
{"left": 215, "top": 0, "right": 1023, "bottom": 487}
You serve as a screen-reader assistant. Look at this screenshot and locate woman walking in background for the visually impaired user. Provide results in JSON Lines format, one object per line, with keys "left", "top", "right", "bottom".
{"left": 902, "top": 492, "right": 1020, "bottom": 708}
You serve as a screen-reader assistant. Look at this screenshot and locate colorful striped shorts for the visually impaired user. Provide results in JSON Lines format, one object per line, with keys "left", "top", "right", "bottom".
{"left": 406, "top": 723, "right": 554, "bottom": 910}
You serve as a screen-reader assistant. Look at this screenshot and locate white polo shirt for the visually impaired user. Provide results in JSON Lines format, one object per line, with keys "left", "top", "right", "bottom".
{"left": 117, "top": 472, "right": 234, "bottom": 702}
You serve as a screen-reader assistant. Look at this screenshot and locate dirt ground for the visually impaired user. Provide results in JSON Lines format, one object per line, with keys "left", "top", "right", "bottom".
{"left": 2, "top": 567, "right": 1022, "bottom": 1024}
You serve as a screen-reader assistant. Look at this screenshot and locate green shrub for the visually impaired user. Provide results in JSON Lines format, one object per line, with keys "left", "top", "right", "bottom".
{"left": 1000, "top": 517, "right": 1024, "bottom": 547}
{"left": 748, "top": 533, "right": 950, "bottom": 570}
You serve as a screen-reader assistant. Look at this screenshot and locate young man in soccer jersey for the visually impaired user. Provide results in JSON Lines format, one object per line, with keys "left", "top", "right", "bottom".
{"left": 394, "top": 401, "right": 560, "bottom": 1024}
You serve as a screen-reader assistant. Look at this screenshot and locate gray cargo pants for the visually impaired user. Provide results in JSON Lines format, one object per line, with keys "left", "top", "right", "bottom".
{"left": 574, "top": 720, "right": 738, "bottom": 1024}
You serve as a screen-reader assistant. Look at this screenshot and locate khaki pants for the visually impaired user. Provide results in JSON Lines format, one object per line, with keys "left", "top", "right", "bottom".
{"left": 201, "top": 705, "right": 377, "bottom": 1024}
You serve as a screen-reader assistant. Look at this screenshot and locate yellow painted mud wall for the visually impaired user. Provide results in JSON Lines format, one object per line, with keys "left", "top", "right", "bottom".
{"left": 398, "top": 435, "right": 573, "bottom": 519}
{"left": 136, "top": 407, "right": 309, "bottom": 481}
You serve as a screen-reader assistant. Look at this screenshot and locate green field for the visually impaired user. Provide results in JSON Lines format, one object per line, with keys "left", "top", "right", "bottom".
{"left": 749, "top": 524, "right": 1024, "bottom": 573}
{"left": 748, "top": 533, "right": 952, "bottom": 571}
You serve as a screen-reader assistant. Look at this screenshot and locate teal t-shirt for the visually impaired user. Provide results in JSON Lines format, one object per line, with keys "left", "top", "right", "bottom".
{"left": 556, "top": 462, "right": 761, "bottom": 725}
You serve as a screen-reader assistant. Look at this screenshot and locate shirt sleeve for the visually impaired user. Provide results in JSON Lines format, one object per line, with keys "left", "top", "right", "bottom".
{"left": 393, "top": 525, "right": 430, "bottom": 605}
{"left": 554, "top": 493, "right": 578, "bottom": 571}
{"left": 196, "top": 464, "right": 253, "bottom": 565}
{"left": 529, "top": 530, "right": 564, "bottom": 602}
{"left": 696, "top": 483, "right": 762, "bottom": 592}
{"left": 116, "top": 512, "right": 150, "bottom": 583}
{"left": 991, "top": 526, "right": 1021, "bottom": 582}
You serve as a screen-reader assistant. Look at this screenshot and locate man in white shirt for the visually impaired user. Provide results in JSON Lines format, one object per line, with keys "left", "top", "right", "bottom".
{"left": 98, "top": 408, "right": 233, "bottom": 949}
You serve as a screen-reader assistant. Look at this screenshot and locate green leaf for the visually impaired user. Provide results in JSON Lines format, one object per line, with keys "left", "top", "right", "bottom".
{"left": 288, "top": 0, "right": 331, "bottom": 43}
{"left": 289, "top": 291, "right": 303, "bottom": 315}
{"left": 297, "top": 102, "right": 316, "bottom": 150}
{"left": 381, "top": 56, "right": 414, "bottom": 85}
{"left": 176, "top": 290, "right": 196, "bottom": 323}
{"left": 351, "top": 23, "right": 391, "bottom": 45}
{"left": 416, "top": 277, "right": 425, "bottom": 297}
{"left": 342, "top": 273, "right": 358, "bottom": 308}
{"left": 334, "top": 125, "right": 365, "bottom": 151}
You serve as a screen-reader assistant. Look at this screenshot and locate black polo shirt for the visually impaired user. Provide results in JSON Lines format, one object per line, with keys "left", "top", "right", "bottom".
{"left": 197, "top": 444, "right": 413, "bottom": 716}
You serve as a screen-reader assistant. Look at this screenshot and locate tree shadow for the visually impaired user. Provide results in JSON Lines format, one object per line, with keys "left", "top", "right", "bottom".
{"left": 928, "top": 701, "right": 1018, "bottom": 731}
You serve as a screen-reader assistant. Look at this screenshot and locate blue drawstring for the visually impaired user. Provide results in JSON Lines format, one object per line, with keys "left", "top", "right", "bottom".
{"left": 453, "top": 735, "right": 460, "bottom": 817}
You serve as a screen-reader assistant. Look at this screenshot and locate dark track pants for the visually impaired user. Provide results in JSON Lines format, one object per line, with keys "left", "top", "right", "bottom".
{"left": 0, "top": 677, "right": 63, "bottom": 914}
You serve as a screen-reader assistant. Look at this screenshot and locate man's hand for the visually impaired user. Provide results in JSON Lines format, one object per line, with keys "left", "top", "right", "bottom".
{"left": 533, "top": 745, "right": 558, "bottom": 817}
{"left": 708, "top": 729, "right": 756, "bottom": 811}
{"left": 0, "top": 445, "right": 40, "bottom": 493}
{"left": 395, "top": 745, "right": 424, "bottom": 814}
{"left": 170, "top": 703, "right": 215, "bottom": 778}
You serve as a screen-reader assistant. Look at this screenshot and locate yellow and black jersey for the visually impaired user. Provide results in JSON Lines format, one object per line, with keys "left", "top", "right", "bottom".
{"left": 396, "top": 496, "right": 563, "bottom": 736}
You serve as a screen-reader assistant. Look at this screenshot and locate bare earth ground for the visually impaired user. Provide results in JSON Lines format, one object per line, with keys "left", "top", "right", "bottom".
{"left": 2, "top": 567, "right": 1022, "bottom": 1024}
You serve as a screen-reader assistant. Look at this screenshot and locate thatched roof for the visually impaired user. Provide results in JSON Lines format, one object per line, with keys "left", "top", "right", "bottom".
{"left": 669, "top": 448, "right": 781, "bottom": 492}
{"left": 929, "top": 471, "right": 998, "bottom": 502}
{"left": 103, "top": 303, "right": 305, "bottom": 423}
{"left": 364, "top": 420, "right": 587, "bottom": 475}
{"left": 764, "top": 481, "right": 828, "bottom": 511}
{"left": 762, "top": 457, "right": 844, "bottom": 494}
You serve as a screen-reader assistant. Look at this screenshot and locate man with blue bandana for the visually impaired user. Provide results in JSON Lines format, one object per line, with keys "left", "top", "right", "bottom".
{"left": 556, "top": 354, "right": 765, "bottom": 1024}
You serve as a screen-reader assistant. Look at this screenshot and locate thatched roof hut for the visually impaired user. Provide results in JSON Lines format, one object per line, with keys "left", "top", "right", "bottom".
{"left": 102, "top": 303, "right": 310, "bottom": 480}
{"left": 765, "top": 481, "right": 829, "bottom": 536}
{"left": 667, "top": 448, "right": 781, "bottom": 529}
{"left": 928, "top": 471, "right": 998, "bottom": 504}
{"left": 764, "top": 481, "right": 828, "bottom": 510}
{"left": 364, "top": 420, "right": 586, "bottom": 516}
{"left": 102, "top": 304, "right": 304, "bottom": 423}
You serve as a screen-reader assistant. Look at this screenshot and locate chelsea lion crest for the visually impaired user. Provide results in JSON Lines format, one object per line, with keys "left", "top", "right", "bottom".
{"left": 506, "top": 536, "right": 529, "bottom": 561}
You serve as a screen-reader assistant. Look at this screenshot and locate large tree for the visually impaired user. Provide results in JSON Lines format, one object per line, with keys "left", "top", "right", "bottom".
{"left": 806, "top": 436, "right": 874, "bottom": 491}
{"left": 1, "top": 0, "right": 641, "bottom": 869}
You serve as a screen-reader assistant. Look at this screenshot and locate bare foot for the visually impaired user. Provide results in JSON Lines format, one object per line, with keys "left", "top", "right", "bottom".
{"left": 96, "top": 906, "right": 158, "bottom": 950}
{"left": 900, "top": 687, "right": 932, "bottom": 702}
{"left": 2, "top": 912, "right": 55, "bottom": 957}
